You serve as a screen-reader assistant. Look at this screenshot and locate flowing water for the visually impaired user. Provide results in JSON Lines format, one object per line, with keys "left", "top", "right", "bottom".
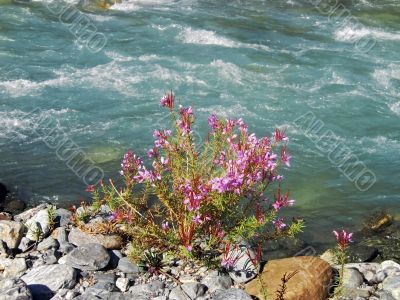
{"left": 1, "top": 0, "right": 399, "bottom": 249}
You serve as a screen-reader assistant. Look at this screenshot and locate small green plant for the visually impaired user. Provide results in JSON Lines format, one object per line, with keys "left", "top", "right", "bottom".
{"left": 47, "top": 205, "right": 56, "bottom": 231}
{"left": 136, "top": 248, "right": 166, "bottom": 275}
{"left": 88, "top": 92, "right": 302, "bottom": 268}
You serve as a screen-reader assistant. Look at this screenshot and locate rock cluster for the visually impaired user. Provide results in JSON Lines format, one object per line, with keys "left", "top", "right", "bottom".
{"left": 0, "top": 201, "right": 253, "bottom": 300}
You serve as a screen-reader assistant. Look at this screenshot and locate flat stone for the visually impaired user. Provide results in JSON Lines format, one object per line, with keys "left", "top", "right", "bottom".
{"left": 129, "top": 283, "right": 154, "bottom": 297}
{"left": 14, "top": 204, "right": 48, "bottom": 223}
{"left": 0, "top": 277, "right": 32, "bottom": 300}
{"left": 169, "top": 286, "right": 190, "bottom": 300}
{"left": 68, "top": 227, "right": 123, "bottom": 249}
{"left": 227, "top": 241, "right": 259, "bottom": 284}
{"left": 63, "top": 243, "right": 110, "bottom": 271}
{"left": 0, "top": 220, "right": 24, "bottom": 249}
{"left": 21, "top": 264, "right": 77, "bottom": 299}
{"left": 382, "top": 275, "right": 400, "bottom": 299}
{"left": 0, "top": 257, "right": 27, "bottom": 278}
{"left": 382, "top": 260, "right": 400, "bottom": 271}
{"left": 117, "top": 257, "right": 139, "bottom": 274}
{"left": 201, "top": 271, "right": 232, "bottom": 293}
{"left": 181, "top": 282, "right": 207, "bottom": 299}
{"left": 245, "top": 256, "right": 332, "bottom": 300}
{"left": 37, "top": 236, "right": 59, "bottom": 251}
{"left": 213, "top": 288, "right": 252, "bottom": 300}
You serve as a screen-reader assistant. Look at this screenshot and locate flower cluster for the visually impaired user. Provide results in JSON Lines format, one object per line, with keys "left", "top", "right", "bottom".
{"left": 333, "top": 229, "right": 353, "bottom": 250}
{"left": 89, "top": 91, "right": 302, "bottom": 266}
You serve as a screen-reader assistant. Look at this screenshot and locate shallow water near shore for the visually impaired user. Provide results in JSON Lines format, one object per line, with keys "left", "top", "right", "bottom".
{"left": 0, "top": 0, "right": 399, "bottom": 250}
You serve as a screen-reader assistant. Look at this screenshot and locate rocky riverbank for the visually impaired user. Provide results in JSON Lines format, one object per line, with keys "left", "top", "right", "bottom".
{"left": 0, "top": 194, "right": 400, "bottom": 299}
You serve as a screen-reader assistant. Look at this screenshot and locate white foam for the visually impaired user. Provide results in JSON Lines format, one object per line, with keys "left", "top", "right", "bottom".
{"left": 334, "top": 25, "right": 400, "bottom": 42}
{"left": 389, "top": 102, "right": 400, "bottom": 115}
{"left": 178, "top": 27, "right": 271, "bottom": 51}
{"left": 372, "top": 64, "right": 400, "bottom": 89}
{"left": 110, "top": 0, "right": 175, "bottom": 11}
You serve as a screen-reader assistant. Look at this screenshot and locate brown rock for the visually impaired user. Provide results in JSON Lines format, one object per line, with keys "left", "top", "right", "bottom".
{"left": 245, "top": 256, "right": 332, "bottom": 300}
{"left": 0, "top": 221, "right": 25, "bottom": 250}
{"left": 68, "top": 227, "right": 122, "bottom": 250}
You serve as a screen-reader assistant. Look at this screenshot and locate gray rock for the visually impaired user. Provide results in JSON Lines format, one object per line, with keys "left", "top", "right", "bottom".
{"left": 21, "top": 264, "right": 77, "bottom": 299}
{"left": 181, "top": 282, "right": 207, "bottom": 299}
{"left": 152, "top": 296, "right": 167, "bottom": 300}
{"left": 25, "top": 209, "right": 51, "bottom": 240}
{"left": 42, "top": 248, "right": 59, "bottom": 265}
{"left": 148, "top": 279, "right": 165, "bottom": 293}
{"left": 117, "top": 257, "right": 139, "bottom": 274}
{"left": 54, "top": 208, "right": 72, "bottom": 227}
{"left": 341, "top": 287, "right": 371, "bottom": 299}
{"left": 59, "top": 242, "right": 75, "bottom": 254}
{"left": 382, "top": 260, "right": 400, "bottom": 270}
{"left": 52, "top": 227, "right": 68, "bottom": 244}
{"left": 376, "top": 290, "right": 396, "bottom": 300}
{"left": 75, "top": 291, "right": 139, "bottom": 300}
{"left": 14, "top": 204, "right": 48, "bottom": 223}
{"left": 0, "top": 220, "right": 24, "bottom": 249}
{"left": 68, "top": 227, "right": 122, "bottom": 249}
{"left": 169, "top": 286, "right": 190, "bottom": 300}
{"left": 129, "top": 284, "right": 155, "bottom": 297}
{"left": 0, "top": 257, "right": 27, "bottom": 278}
{"left": 201, "top": 271, "right": 232, "bottom": 293}
{"left": 116, "top": 277, "right": 130, "bottom": 292}
{"left": 49, "top": 288, "right": 78, "bottom": 300}
{"left": 342, "top": 268, "right": 364, "bottom": 288}
{"left": 18, "top": 237, "right": 32, "bottom": 252}
{"left": 382, "top": 275, "right": 400, "bottom": 299}
{"left": 226, "top": 242, "right": 259, "bottom": 284}
{"left": 37, "top": 236, "right": 59, "bottom": 251}
{"left": 0, "top": 277, "right": 32, "bottom": 300}
{"left": 213, "top": 288, "right": 252, "bottom": 300}
{"left": 63, "top": 243, "right": 110, "bottom": 271}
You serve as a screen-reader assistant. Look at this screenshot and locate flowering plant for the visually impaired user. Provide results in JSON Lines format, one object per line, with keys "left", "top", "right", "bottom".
{"left": 89, "top": 92, "right": 303, "bottom": 266}
{"left": 333, "top": 229, "right": 353, "bottom": 296}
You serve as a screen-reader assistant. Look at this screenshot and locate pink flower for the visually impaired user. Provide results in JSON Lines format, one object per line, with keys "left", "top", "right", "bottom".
{"left": 85, "top": 185, "right": 95, "bottom": 193}
{"left": 273, "top": 217, "right": 286, "bottom": 230}
{"left": 177, "top": 106, "right": 194, "bottom": 135}
{"left": 160, "top": 92, "right": 174, "bottom": 110}
{"left": 162, "top": 221, "right": 169, "bottom": 230}
{"left": 272, "top": 189, "right": 295, "bottom": 212}
{"left": 333, "top": 230, "right": 353, "bottom": 249}
{"left": 192, "top": 214, "right": 203, "bottom": 224}
{"left": 280, "top": 147, "right": 291, "bottom": 167}
{"left": 274, "top": 128, "right": 289, "bottom": 143}
{"left": 120, "top": 150, "right": 142, "bottom": 176}
{"left": 186, "top": 245, "right": 193, "bottom": 252}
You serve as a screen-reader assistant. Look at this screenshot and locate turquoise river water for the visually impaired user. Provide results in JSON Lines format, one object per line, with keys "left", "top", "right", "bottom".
{"left": 0, "top": 0, "right": 399, "bottom": 248}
